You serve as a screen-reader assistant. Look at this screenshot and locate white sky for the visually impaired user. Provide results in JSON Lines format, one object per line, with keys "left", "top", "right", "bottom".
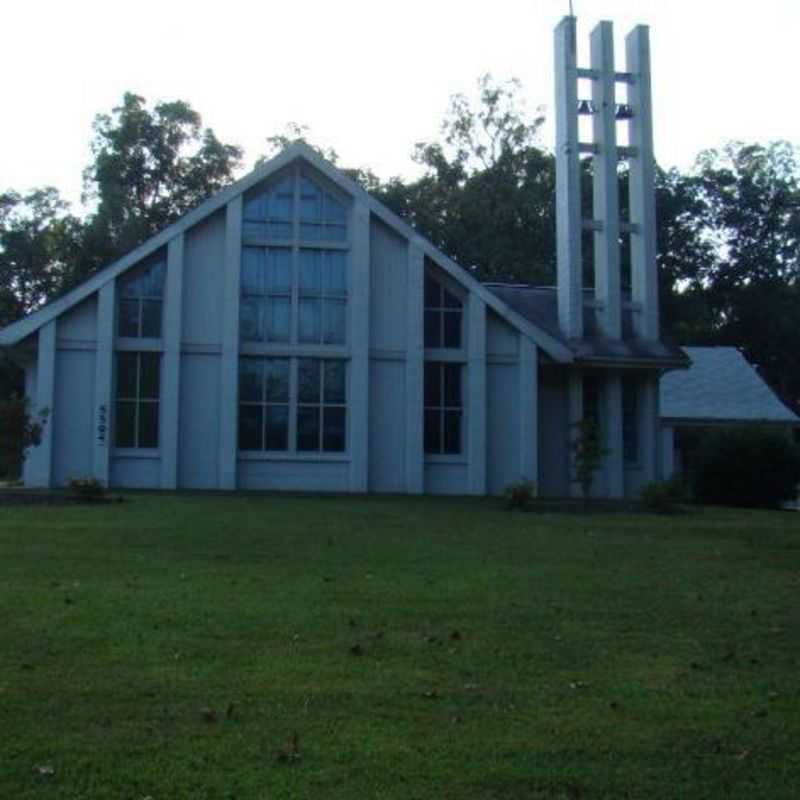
{"left": 2, "top": 0, "right": 798, "bottom": 212}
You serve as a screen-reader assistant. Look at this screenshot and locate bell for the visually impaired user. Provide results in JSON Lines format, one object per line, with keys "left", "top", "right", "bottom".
{"left": 615, "top": 103, "right": 634, "bottom": 120}
{"left": 577, "top": 99, "right": 596, "bottom": 115}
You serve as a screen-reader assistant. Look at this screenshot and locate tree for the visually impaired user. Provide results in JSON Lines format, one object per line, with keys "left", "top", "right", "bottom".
{"left": 0, "top": 188, "right": 82, "bottom": 326}
{"left": 79, "top": 92, "right": 244, "bottom": 278}
{"left": 375, "top": 75, "right": 555, "bottom": 284}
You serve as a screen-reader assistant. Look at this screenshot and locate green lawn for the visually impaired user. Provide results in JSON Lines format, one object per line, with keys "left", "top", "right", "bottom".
{"left": 1, "top": 495, "right": 799, "bottom": 799}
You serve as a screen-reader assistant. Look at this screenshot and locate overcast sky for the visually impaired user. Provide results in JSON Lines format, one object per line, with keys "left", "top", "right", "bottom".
{"left": 2, "top": 0, "right": 798, "bottom": 211}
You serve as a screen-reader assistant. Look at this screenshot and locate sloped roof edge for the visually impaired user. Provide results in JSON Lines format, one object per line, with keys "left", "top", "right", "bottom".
{"left": 0, "top": 142, "right": 573, "bottom": 363}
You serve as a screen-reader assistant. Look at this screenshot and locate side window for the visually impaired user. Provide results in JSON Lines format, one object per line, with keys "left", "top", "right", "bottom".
{"left": 118, "top": 260, "right": 165, "bottom": 338}
{"left": 115, "top": 352, "right": 160, "bottom": 448}
{"left": 297, "top": 359, "right": 346, "bottom": 452}
{"left": 238, "top": 358, "right": 290, "bottom": 451}
{"left": 424, "top": 362, "right": 462, "bottom": 455}
{"left": 424, "top": 273, "right": 462, "bottom": 348}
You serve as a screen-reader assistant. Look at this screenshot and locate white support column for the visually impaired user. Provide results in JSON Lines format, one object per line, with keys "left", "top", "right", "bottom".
{"left": 591, "top": 21, "right": 622, "bottom": 339}
{"left": 661, "top": 424, "right": 675, "bottom": 480}
{"left": 405, "top": 241, "right": 425, "bottom": 494}
{"left": 567, "top": 371, "right": 583, "bottom": 497}
{"left": 467, "top": 294, "right": 486, "bottom": 495}
{"left": 519, "top": 338, "right": 538, "bottom": 486}
{"left": 219, "top": 197, "right": 242, "bottom": 490}
{"left": 349, "top": 203, "right": 370, "bottom": 493}
{"left": 161, "top": 234, "right": 184, "bottom": 489}
{"left": 639, "top": 372, "right": 659, "bottom": 484}
{"left": 626, "top": 25, "right": 659, "bottom": 339}
{"left": 605, "top": 371, "right": 624, "bottom": 498}
{"left": 554, "top": 16, "right": 583, "bottom": 339}
{"left": 29, "top": 320, "right": 56, "bottom": 488}
{"left": 93, "top": 282, "right": 115, "bottom": 486}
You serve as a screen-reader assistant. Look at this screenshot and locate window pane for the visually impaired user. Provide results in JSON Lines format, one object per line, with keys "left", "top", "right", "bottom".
{"left": 266, "top": 248, "right": 292, "bottom": 292}
{"left": 424, "top": 410, "right": 441, "bottom": 454}
{"left": 323, "top": 407, "right": 346, "bottom": 452}
{"left": 141, "top": 300, "right": 162, "bottom": 338}
{"left": 424, "top": 274, "right": 441, "bottom": 308}
{"left": 242, "top": 220, "right": 268, "bottom": 240}
{"left": 243, "top": 192, "right": 266, "bottom": 220}
{"left": 299, "top": 222, "right": 324, "bottom": 241}
{"left": 118, "top": 300, "right": 140, "bottom": 337}
{"left": 324, "top": 223, "right": 347, "bottom": 242}
{"left": 424, "top": 310, "right": 441, "bottom": 348}
{"left": 265, "top": 359, "right": 290, "bottom": 402}
{"left": 443, "top": 410, "right": 462, "bottom": 454}
{"left": 115, "top": 401, "right": 136, "bottom": 447}
{"left": 271, "top": 177, "right": 294, "bottom": 221}
{"left": 325, "top": 192, "right": 346, "bottom": 224}
{"left": 442, "top": 311, "right": 461, "bottom": 348}
{"left": 323, "top": 361, "right": 346, "bottom": 404}
{"left": 267, "top": 221, "right": 292, "bottom": 240}
{"left": 119, "top": 274, "right": 141, "bottom": 299}
{"left": 241, "top": 247, "right": 264, "bottom": 293}
{"left": 299, "top": 178, "right": 322, "bottom": 222}
{"left": 323, "top": 251, "right": 347, "bottom": 294}
{"left": 265, "top": 406, "right": 289, "bottom": 451}
{"left": 117, "top": 353, "right": 138, "bottom": 399}
{"left": 442, "top": 287, "right": 461, "bottom": 309}
{"left": 238, "top": 404, "right": 263, "bottom": 450}
{"left": 240, "top": 298, "right": 264, "bottom": 341}
{"left": 267, "top": 297, "right": 290, "bottom": 342}
{"left": 299, "top": 250, "right": 321, "bottom": 291}
{"left": 424, "top": 362, "right": 441, "bottom": 407}
{"left": 239, "top": 359, "right": 263, "bottom": 402}
{"left": 139, "top": 354, "right": 160, "bottom": 400}
{"left": 298, "top": 298, "right": 321, "bottom": 343}
{"left": 138, "top": 402, "right": 159, "bottom": 448}
{"left": 443, "top": 363, "right": 461, "bottom": 407}
{"left": 142, "top": 262, "right": 165, "bottom": 298}
{"left": 298, "top": 359, "right": 320, "bottom": 403}
{"left": 323, "top": 299, "right": 346, "bottom": 344}
{"left": 297, "top": 407, "right": 320, "bottom": 451}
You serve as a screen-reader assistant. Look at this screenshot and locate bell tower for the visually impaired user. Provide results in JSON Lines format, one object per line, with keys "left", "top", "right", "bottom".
{"left": 554, "top": 16, "right": 659, "bottom": 341}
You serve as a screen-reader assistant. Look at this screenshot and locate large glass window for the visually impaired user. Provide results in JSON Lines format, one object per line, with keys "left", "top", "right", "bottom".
{"left": 118, "top": 260, "right": 165, "bottom": 338}
{"left": 237, "top": 358, "right": 346, "bottom": 453}
{"left": 241, "top": 172, "right": 349, "bottom": 345}
{"left": 623, "top": 377, "right": 639, "bottom": 463}
{"left": 115, "top": 352, "right": 160, "bottom": 448}
{"left": 424, "top": 362, "right": 462, "bottom": 455}
{"left": 239, "top": 358, "right": 290, "bottom": 451}
{"left": 424, "top": 273, "right": 462, "bottom": 349}
{"left": 297, "top": 359, "right": 346, "bottom": 452}
{"left": 240, "top": 247, "right": 292, "bottom": 342}
{"left": 298, "top": 249, "right": 347, "bottom": 344}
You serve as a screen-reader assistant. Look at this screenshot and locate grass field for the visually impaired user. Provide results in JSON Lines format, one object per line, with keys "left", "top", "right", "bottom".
{"left": 1, "top": 494, "right": 799, "bottom": 799}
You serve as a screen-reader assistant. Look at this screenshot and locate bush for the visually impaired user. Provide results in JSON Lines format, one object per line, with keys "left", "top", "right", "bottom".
{"left": 690, "top": 427, "right": 800, "bottom": 509}
{"left": 68, "top": 476, "right": 106, "bottom": 500}
{"left": 640, "top": 476, "right": 686, "bottom": 514}
{"left": 0, "top": 395, "right": 47, "bottom": 479}
{"left": 505, "top": 480, "right": 537, "bottom": 510}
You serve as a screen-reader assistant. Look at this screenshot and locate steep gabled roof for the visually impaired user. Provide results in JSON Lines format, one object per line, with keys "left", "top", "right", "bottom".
{"left": 0, "top": 143, "right": 573, "bottom": 362}
{"left": 660, "top": 346, "right": 799, "bottom": 424}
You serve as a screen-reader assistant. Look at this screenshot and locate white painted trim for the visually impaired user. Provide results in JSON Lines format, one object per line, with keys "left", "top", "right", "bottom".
{"left": 405, "top": 242, "right": 425, "bottom": 493}
{"left": 92, "top": 282, "right": 114, "bottom": 485}
{"left": 29, "top": 321, "right": 56, "bottom": 488}
{"left": 219, "top": 198, "right": 242, "bottom": 489}
{"left": 519, "top": 338, "right": 537, "bottom": 485}
{"left": 467, "top": 294, "right": 486, "bottom": 495}
{"left": 349, "top": 203, "right": 370, "bottom": 493}
{"left": 161, "top": 234, "right": 184, "bottom": 489}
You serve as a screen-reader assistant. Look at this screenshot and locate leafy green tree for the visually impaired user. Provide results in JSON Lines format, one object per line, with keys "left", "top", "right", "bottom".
{"left": 79, "top": 92, "right": 244, "bottom": 277}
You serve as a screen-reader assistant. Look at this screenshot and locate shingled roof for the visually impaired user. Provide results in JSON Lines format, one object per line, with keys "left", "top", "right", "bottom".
{"left": 660, "top": 346, "right": 799, "bottom": 424}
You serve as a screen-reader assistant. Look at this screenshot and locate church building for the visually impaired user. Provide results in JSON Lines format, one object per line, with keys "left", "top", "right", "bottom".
{"left": 0, "top": 17, "right": 686, "bottom": 496}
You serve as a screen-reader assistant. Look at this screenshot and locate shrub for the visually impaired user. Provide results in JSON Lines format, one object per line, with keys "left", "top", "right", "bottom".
{"left": 640, "top": 476, "right": 686, "bottom": 514}
{"left": 505, "top": 480, "right": 537, "bottom": 510}
{"left": 571, "top": 419, "right": 609, "bottom": 499}
{"left": 68, "top": 476, "right": 106, "bottom": 500}
{"left": 690, "top": 427, "right": 800, "bottom": 509}
{"left": 0, "top": 395, "right": 47, "bottom": 479}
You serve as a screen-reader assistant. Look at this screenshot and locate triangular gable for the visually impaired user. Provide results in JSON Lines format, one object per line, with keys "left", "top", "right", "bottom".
{"left": 0, "top": 142, "right": 572, "bottom": 362}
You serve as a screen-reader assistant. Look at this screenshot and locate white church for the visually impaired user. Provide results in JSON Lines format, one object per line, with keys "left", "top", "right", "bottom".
{"left": 0, "top": 17, "right": 688, "bottom": 497}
